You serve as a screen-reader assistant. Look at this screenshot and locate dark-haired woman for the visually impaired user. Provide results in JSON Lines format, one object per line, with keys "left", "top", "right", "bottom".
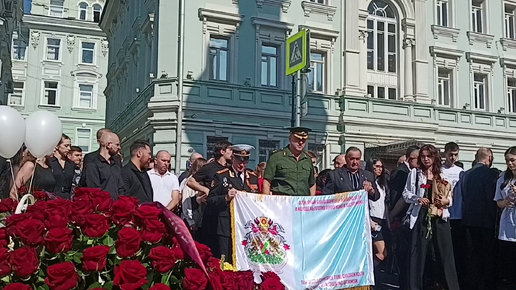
{"left": 494, "top": 146, "right": 516, "bottom": 284}
{"left": 50, "top": 134, "right": 76, "bottom": 199}
{"left": 9, "top": 151, "right": 55, "bottom": 200}
{"left": 365, "top": 158, "right": 389, "bottom": 284}
{"left": 316, "top": 169, "right": 331, "bottom": 195}
{"left": 403, "top": 144, "right": 459, "bottom": 290}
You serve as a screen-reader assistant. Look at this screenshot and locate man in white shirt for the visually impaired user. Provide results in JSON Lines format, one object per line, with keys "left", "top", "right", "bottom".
{"left": 148, "top": 150, "right": 180, "bottom": 211}
{"left": 442, "top": 141, "right": 465, "bottom": 288}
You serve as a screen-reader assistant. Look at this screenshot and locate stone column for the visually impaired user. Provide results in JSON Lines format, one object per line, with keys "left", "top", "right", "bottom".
{"left": 404, "top": 38, "right": 414, "bottom": 100}
{"left": 342, "top": 0, "right": 363, "bottom": 97}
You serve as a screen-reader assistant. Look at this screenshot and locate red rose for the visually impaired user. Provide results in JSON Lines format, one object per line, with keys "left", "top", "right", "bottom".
{"left": 4, "top": 283, "right": 33, "bottom": 290}
{"left": 262, "top": 272, "right": 281, "bottom": 282}
{"left": 183, "top": 268, "right": 208, "bottom": 290}
{"left": 33, "top": 190, "right": 48, "bottom": 200}
{"left": 73, "top": 187, "right": 100, "bottom": 201}
{"left": 206, "top": 257, "right": 221, "bottom": 271}
{"left": 0, "top": 248, "right": 11, "bottom": 277}
{"left": 15, "top": 219, "right": 46, "bottom": 247}
{"left": 235, "top": 271, "right": 255, "bottom": 290}
{"left": 9, "top": 247, "right": 39, "bottom": 277}
{"left": 113, "top": 260, "right": 148, "bottom": 290}
{"left": 260, "top": 278, "right": 285, "bottom": 290}
{"left": 149, "top": 246, "right": 177, "bottom": 273}
{"left": 220, "top": 270, "right": 237, "bottom": 290}
{"left": 82, "top": 245, "right": 110, "bottom": 272}
{"left": 0, "top": 198, "right": 18, "bottom": 213}
{"left": 5, "top": 213, "right": 32, "bottom": 237}
{"left": 142, "top": 218, "right": 166, "bottom": 244}
{"left": 26, "top": 201, "right": 47, "bottom": 221}
{"left": 135, "top": 205, "right": 162, "bottom": 224}
{"left": 44, "top": 200, "right": 72, "bottom": 229}
{"left": 149, "top": 284, "right": 171, "bottom": 290}
{"left": 0, "top": 228, "right": 7, "bottom": 248}
{"left": 44, "top": 261, "right": 80, "bottom": 290}
{"left": 116, "top": 227, "right": 141, "bottom": 258}
{"left": 111, "top": 196, "right": 139, "bottom": 226}
{"left": 44, "top": 228, "right": 73, "bottom": 254}
{"left": 91, "top": 190, "right": 113, "bottom": 212}
{"left": 171, "top": 246, "right": 184, "bottom": 260}
{"left": 77, "top": 213, "right": 111, "bottom": 238}
{"left": 70, "top": 199, "right": 93, "bottom": 222}
{"left": 195, "top": 241, "right": 213, "bottom": 263}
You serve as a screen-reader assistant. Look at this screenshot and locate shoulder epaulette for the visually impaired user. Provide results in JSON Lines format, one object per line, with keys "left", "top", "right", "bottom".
{"left": 216, "top": 168, "right": 229, "bottom": 174}
{"left": 247, "top": 170, "right": 257, "bottom": 176}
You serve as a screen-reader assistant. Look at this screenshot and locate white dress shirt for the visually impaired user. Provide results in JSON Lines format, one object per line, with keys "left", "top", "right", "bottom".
{"left": 147, "top": 168, "right": 180, "bottom": 207}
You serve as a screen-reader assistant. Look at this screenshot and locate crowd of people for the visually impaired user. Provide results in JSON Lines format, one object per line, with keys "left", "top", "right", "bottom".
{"left": 0, "top": 126, "right": 515, "bottom": 290}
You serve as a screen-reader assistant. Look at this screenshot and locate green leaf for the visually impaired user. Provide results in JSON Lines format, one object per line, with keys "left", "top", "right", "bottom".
{"left": 37, "top": 285, "right": 50, "bottom": 290}
{"left": 88, "top": 282, "right": 102, "bottom": 289}
{"left": 73, "top": 252, "right": 83, "bottom": 264}
{"left": 104, "top": 281, "right": 114, "bottom": 290}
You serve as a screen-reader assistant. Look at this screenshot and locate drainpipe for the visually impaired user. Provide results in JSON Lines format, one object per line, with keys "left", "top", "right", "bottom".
{"left": 174, "top": 0, "right": 185, "bottom": 174}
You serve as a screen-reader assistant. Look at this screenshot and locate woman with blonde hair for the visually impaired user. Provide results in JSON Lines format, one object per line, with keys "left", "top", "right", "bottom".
{"left": 9, "top": 151, "right": 55, "bottom": 200}
{"left": 181, "top": 158, "right": 208, "bottom": 240}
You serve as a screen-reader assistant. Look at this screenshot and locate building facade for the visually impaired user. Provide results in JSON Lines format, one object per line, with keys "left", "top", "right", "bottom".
{"left": 101, "top": 0, "right": 516, "bottom": 171}
{"left": 9, "top": 0, "right": 108, "bottom": 153}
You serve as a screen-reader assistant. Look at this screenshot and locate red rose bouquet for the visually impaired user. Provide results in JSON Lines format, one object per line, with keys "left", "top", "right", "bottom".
{"left": 0, "top": 188, "right": 287, "bottom": 290}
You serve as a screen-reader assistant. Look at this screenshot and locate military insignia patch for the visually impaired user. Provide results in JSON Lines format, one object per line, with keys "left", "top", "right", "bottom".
{"left": 222, "top": 177, "right": 229, "bottom": 188}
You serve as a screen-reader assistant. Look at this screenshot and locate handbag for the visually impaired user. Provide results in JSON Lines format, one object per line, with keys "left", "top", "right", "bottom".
{"left": 401, "top": 171, "right": 419, "bottom": 230}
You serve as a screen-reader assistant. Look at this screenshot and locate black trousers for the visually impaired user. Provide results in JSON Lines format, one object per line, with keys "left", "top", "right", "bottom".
{"left": 450, "top": 219, "right": 467, "bottom": 289}
{"left": 408, "top": 208, "right": 459, "bottom": 290}
{"left": 464, "top": 226, "right": 498, "bottom": 290}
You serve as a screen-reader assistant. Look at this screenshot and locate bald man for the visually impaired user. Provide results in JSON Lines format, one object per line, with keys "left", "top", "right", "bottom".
{"left": 83, "top": 128, "right": 115, "bottom": 167}
{"left": 80, "top": 132, "right": 125, "bottom": 199}
{"left": 333, "top": 154, "right": 346, "bottom": 169}
{"left": 460, "top": 147, "right": 499, "bottom": 290}
{"left": 148, "top": 150, "right": 181, "bottom": 211}
{"left": 178, "top": 152, "right": 204, "bottom": 183}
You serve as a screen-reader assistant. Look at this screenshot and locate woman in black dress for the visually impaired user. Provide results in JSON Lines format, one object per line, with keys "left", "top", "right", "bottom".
{"left": 9, "top": 151, "right": 55, "bottom": 200}
{"left": 50, "top": 134, "right": 75, "bottom": 199}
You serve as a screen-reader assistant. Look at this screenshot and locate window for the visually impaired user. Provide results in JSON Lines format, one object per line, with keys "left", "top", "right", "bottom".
{"left": 436, "top": 0, "right": 449, "bottom": 27}
{"left": 209, "top": 38, "right": 229, "bottom": 81}
{"left": 93, "top": 4, "right": 102, "bottom": 23}
{"left": 76, "top": 128, "right": 92, "bottom": 152}
{"left": 8, "top": 82, "right": 24, "bottom": 106}
{"left": 367, "top": 1, "right": 396, "bottom": 73}
{"left": 206, "top": 136, "right": 229, "bottom": 159}
{"left": 43, "top": 81, "right": 58, "bottom": 105}
{"left": 471, "top": 0, "right": 485, "bottom": 33}
{"left": 258, "top": 140, "right": 280, "bottom": 163}
{"left": 437, "top": 68, "right": 452, "bottom": 106}
{"left": 46, "top": 38, "right": 61, "bottom": 61}
{"left": 49, "top": 0, "right": 64, "bottom": 17}
{"left": 81, "top": 42, "right": 95, "bottom": 64}
{"left": 473, "top": 73, "right": 487, "bottom": 110}
{"left": 308, "top": 52, "right": 325, "bottom": 93}
{"left": 310, "top": 0, "right": 326, "bottom": 3}
{"left": 505, "top": 4, "right": 516, "bottom": 39}
{"left": 78, "top": 2, "right": 88, "bottom": 20}
{"left": 261, "top": 45, "right": 278, "bottom": 87}
{"left": 78, "top": 84, "right": 94, "bottom": 108}
{"left": 13, "top": 39, "right": 27, "bottom": 60}
{"left": 508, "top": 78, "right": 516, "bottom": 113}
{"left": 367, "top": 85, "right": 397, "bottom": 100}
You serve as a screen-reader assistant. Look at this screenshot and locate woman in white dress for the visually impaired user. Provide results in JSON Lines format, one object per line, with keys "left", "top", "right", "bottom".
{"left": 494, "top": 146, "right": 516, "bottom": 283}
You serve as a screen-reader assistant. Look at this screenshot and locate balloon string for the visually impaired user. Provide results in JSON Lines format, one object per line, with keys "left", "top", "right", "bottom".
{"left": 7, "top": 159, "right": 15, "bottom": 192}
{"left": 27, "top": 161, "right": 36, "bottom": 198}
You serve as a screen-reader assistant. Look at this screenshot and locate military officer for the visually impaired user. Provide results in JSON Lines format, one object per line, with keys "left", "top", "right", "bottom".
{"left": 263, "top": 127, "right": 316, "bottom": 196}
{"left": 201, "top": 144, "right": 260, "bottom": 262}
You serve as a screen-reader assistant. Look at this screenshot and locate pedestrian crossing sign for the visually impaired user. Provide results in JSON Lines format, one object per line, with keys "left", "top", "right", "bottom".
{"left": 286, "top": 29, "right": 309, "bottom": 75}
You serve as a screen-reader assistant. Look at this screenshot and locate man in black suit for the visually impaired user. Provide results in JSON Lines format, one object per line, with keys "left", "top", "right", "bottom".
{"left": 322, "top": 147, "right": 379, "bottom": 200}
{"left": 202, "top": 144, "right": 259, "bottom": 262}
{"left": 462, "top": 148, "right": 499, "bottom": 290}
{"left": 121, "top": 140, "right": 154, "bottom": 204}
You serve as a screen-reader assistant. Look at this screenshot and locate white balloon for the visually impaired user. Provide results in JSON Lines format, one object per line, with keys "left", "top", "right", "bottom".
{"left": 25, "top": 111, "right": 63, "bottom": 158}
{"left": 0, "top": 106, "right": 26, "bottom": 158}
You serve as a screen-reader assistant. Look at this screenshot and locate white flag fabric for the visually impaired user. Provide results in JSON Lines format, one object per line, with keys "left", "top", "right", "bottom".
{"left": 231, "top": 191, "right": 374, "bottom": 290}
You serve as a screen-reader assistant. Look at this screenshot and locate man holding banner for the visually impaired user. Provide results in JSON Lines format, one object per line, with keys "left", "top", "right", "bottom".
{"left": 263, "top": 127, "right": 316, "bottom": 196}
{"left": 202, "top": 144, "right": 260, "bottom": 262}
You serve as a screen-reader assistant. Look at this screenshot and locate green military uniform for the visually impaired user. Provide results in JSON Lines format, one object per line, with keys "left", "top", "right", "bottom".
{"left": 263, "top": 127, "right": 316, "bottom": 196}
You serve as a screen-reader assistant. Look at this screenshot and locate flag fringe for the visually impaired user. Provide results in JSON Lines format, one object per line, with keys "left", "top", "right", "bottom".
{"left": 230, "top": 199, "right": 237, "bottom": 267}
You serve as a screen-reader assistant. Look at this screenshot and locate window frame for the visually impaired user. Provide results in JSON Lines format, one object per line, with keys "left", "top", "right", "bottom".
{"left": 75, "top": 83, "right": 96, "bottom": 109}
{"left": 45, "top": 38, "right": 62, "bottom": 61}
{"left": 80, "top": 41, "right": 96, "bottom": 65}
{"left": 437, "top": 67, "right": 453, "bottom": 107}
{"left": 49, "top": 0, "right": 65, "bottom": 17}
{"left": 8, "top": 82, "right": 25, "bottom": 107}
{"left": 367, "top": 2, "right": 397, "bottom": 74}
{"left": 505, "top": 3, "right": 516, "bottom": 39}
{"left": 436, "top": 0, "right": 450, "bottom": 27}
{"left": 93, "top": 4, "right": 102, "bottom": 23}
{"left": 473, "top": 73, "right": 488, "bottom": 111}
{"left": 41, "top": 80, "right": 60, "bottom": 106}
{"left": 205, "top": 136, "right": 230, "bottom": 160}
{"left": 471, "top": 0, "right": 486, "bottom": 33}
{"left": 78, "top": 2, "right": 88, "bottom": 20}
{"left": 308, "top": 51, "right": 326, "bottom": 93}
{"left": 258, "top": 139, "right": 280, "bottom": 163}
{"left": 12, "top": 39, "right": 27, "bottom": 61}
{"left": 208, "top": 37, "right": 230, "bottom": 82}
{"left": 76, "top": 128, "right": 92, "bottom": 153}
{"left": 260, "top": 44, "right": 279, "bottom": 87}
{"left": 508, "top": 77, "right": 516, "bottom": 113}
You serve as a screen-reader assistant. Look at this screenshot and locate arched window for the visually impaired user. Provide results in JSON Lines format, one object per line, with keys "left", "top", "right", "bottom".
{"left": 93, "top": 4, "right": 102, "bottom": 23}
{"left": 367, "top": 0, "right": 398, "bottom": 100}
{"left": 78, "top": 2, "right": 88, "bottom": 20}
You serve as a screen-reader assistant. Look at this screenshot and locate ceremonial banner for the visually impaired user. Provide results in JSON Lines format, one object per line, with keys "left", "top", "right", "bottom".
{"left": 231, "top": 191, "right": 374, "bottom": 290}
